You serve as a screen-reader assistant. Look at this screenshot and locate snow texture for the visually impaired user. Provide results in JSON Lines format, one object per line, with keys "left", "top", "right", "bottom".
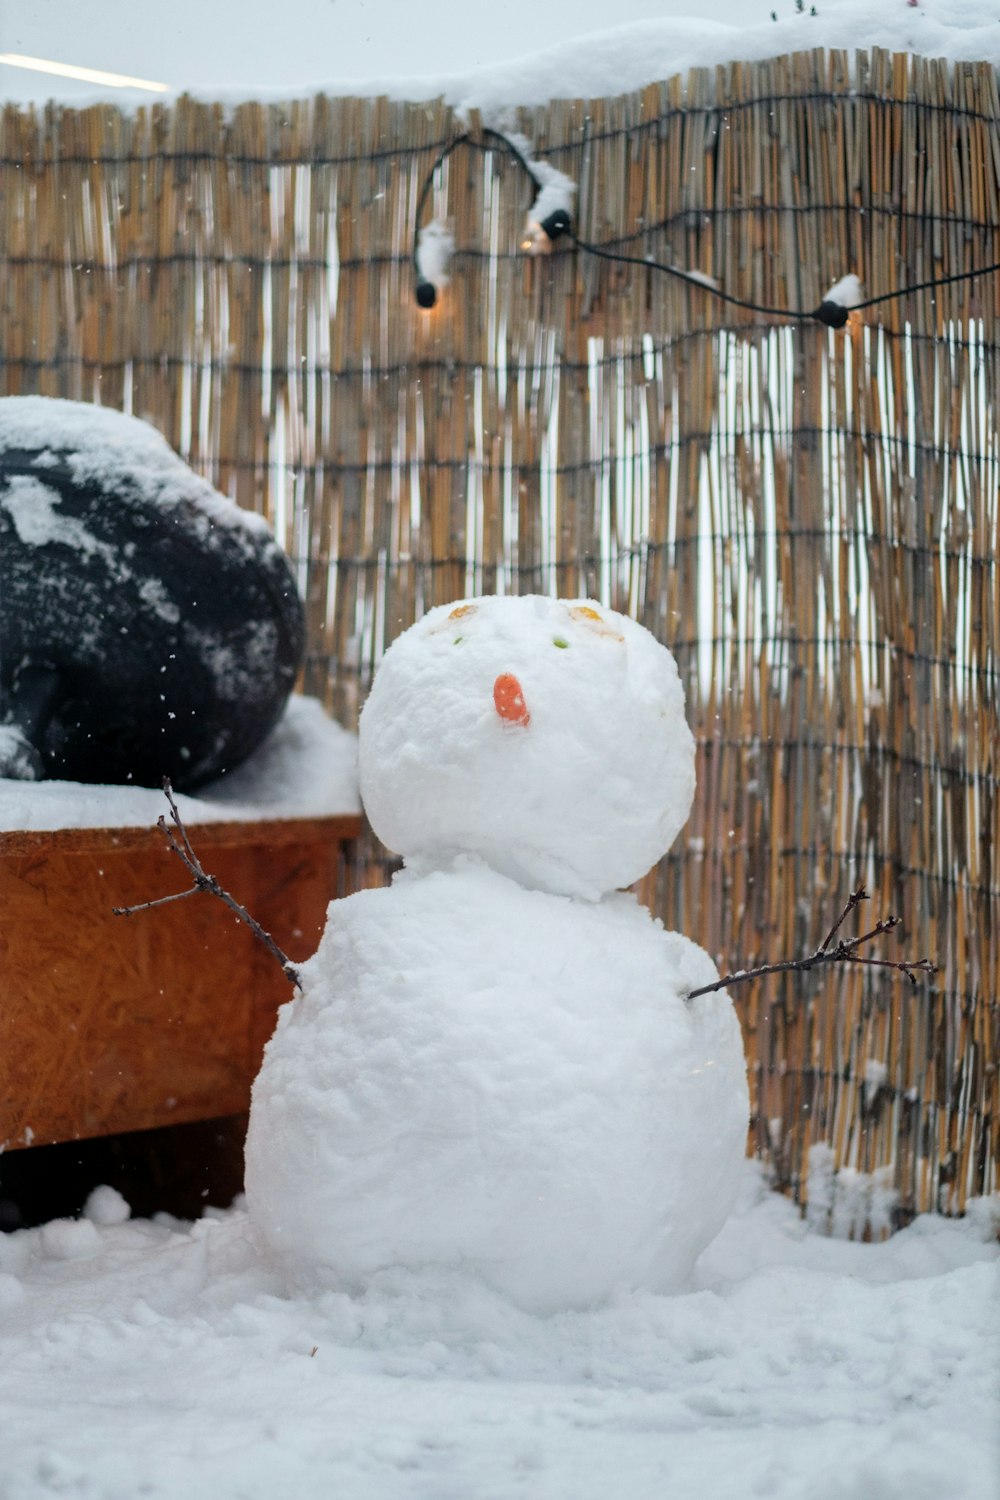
{"left": 1, "top": 1164, "right": 997, "bottom": 1500}
{"left": 415, "top": 219, "right": 455, "bottom": 288}
{"left": 82, "top": 1185, "right": 131, "bottom": 1227}
{"left": 2, "top": 474, "right": 117, "bottom": 561}
{"left": 0, "top": 726, "right": 41, "bottom": 781}
{"left": 0, "top": 397, "right": 269, "bottom": 537}
{"left": 526, "top": 162, "right": 577, "bottom": 225}
{"left": 823, "top": 272, "right": 865, "bottom": 308}
{"left": 806, "top": 1143, "right": 899, "bottom": 1242}
{"left": 678, "top": 267, "right": 721, "bottom": 290}
{"left": 246, "top": 859, "right": 748, "bottom": 1312}
{"left": 359, "top": 596, "right": 696, "bottom": 900}
{"left": 505, "top": 132, "right": 577, "bottom": 246}
{"left": 0, "top": 694, "right": 360, "bottom": 830}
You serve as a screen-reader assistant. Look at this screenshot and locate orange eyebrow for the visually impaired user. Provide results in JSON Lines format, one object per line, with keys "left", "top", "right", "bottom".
{"left": 567, "top": 605, "right": 624, "bottom": 640}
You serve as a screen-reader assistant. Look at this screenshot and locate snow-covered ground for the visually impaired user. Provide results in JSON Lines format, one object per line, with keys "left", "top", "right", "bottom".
{"left": 1, "top": 1162, "right": 997, "bottom": 1500}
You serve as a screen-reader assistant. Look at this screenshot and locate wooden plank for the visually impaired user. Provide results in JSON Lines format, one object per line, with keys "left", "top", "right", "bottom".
{"left": 0, "top": 815, "right": 362, "bottom": 859}
{"left": 0, "top": 819, "right": 360, "bottom": 1152}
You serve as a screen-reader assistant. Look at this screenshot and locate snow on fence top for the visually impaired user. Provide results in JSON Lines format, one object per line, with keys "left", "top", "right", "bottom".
{"left": 16, "top": 0, "right": 999, "bottom": 109}
{"left": 1, "top": 45, "right": 997, "bottom": 1228}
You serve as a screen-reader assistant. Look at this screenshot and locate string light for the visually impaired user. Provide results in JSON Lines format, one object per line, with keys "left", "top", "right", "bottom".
{"left": 516, "top": 146, "right": 576, "bottom": 255}
{"left": 413, "top": 128, "right": 1000, "bottom": 325}
{"left": 414, "top": 220, "right": 455, "bottom": 309}
{"left": 812, "top": 273, "right": 864, "bottom": 327}
{"left": 413, "top": 127, "right": 572, "bottom": 298}
{"left": 522, "top": 208, "right": 573, "bottom": 255}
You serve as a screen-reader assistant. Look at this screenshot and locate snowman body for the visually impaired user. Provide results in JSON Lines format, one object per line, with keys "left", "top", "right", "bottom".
{"left": 245, "top": 596, "right": 749, "bottom": 1311}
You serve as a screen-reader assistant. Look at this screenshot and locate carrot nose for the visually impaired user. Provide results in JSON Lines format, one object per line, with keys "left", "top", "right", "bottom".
{"left": 493, "top": 673, "right": 530, "bottom": 726}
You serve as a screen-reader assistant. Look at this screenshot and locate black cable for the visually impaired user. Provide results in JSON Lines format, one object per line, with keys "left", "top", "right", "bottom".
{"left": 413, "top": 127, "right": 543, "bottom": 307}
{"left": 412, "top": 132, "right": 469, "bottom": 307}
{"left": 569, "top": 231, "right": 814, "bottom": 321}
{"left": 571, "top": 231, "right": 1000, "bottom": 327}
{"left": 853, "top": 263, "right": 1000, "bottom": 312}
{"left": 411, "top": 129, "right": 1000, "bottom": 325}
{"left": 478, "top": 126, "right": 543, "bottom": 190}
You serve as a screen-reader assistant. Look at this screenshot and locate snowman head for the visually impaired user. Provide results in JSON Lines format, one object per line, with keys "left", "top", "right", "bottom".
{"left": 359, "top": 596, "right": 696, "bottom": 900}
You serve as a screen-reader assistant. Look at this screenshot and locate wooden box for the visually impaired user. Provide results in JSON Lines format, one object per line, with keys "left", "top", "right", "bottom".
{"left": 0, "top": 815, "right": 361, "bottom": 1152}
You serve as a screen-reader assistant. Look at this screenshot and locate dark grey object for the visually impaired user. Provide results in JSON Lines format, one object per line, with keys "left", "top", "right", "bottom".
{"left": 0, "top": 398, "right": 304, "bottom": 792}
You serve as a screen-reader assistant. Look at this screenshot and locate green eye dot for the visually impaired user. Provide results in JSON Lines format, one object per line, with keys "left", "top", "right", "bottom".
{"left": 453, "top": 636, "right": 463, "bottom": 644}
{"left": 552, "top": 636, "right": 569, "bottom": 649}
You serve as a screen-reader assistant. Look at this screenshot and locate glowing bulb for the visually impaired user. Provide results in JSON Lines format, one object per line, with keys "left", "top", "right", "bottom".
{"left": 521, "top": 221, "right": 553, "bottom": 256}
{"left": 414, "top": 278, "right": 437, "bottom": 310}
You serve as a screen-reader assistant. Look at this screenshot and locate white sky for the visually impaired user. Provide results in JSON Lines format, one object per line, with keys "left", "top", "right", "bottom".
{"left": 3, "top": 0, "right": 763, "bottom": 102}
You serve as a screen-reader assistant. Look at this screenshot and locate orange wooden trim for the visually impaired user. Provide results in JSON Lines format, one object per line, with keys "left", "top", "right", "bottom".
{"left": 0, "top": 814, "right": 363, "bottom": 859}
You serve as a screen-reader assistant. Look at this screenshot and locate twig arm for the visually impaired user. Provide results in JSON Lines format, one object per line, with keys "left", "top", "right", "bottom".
{"left": 686, "top": 886, "right": 936, "bottom": 1001}
{"left": 111, "top": 780, "right": 302, "bottom": 991}
{"left": 113, "top": 886, "right": 200, "bottom": 916}
{"left": 816, "top": 885, "right": 868, "bottom": 952}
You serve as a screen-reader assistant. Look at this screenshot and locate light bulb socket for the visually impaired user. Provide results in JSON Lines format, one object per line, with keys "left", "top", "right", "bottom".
{"left": 539, "top": 208, "right": 572, "bottom": 242}
{"left": 813, "top": 299, "right": 851, "bottom": 329}
{"left": 415, "top": 278, "right": 438, "bottom": 309}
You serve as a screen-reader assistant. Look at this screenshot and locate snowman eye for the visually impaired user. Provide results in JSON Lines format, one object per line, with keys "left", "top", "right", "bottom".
{"left": 552, "top": 636, "right": 569, "bottom": 649}
{"left": 566, "top": 605, "right": 624, "bottom": 641}
{"left": 427, "top": 603, "right": 478, "bottom": 638}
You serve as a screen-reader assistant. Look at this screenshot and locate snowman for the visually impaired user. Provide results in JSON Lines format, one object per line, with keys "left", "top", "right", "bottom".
{"left": 244, "top": 596, "right": 749, "bottom": 1314}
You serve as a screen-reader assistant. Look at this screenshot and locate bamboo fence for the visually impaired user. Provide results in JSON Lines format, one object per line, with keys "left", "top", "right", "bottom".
{"left": 1, "top": 47, "right": 997, "bottom": 1229}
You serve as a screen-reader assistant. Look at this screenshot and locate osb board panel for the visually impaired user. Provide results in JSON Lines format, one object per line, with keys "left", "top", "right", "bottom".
{"left": 0, "top": 821, "right": 360, "bottom": 1151}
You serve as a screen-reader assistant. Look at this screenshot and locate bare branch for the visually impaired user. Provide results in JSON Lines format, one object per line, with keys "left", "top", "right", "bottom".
{"left": 111, "top": 779, "right": 302, "bottom": 990}
{"left": 844, "top": 954, "right": 937, "bottom": 986}
{"left": 817, "top": 885, "right": 868, "bottom": 953}
{"left": 112, "top": 886, "right": 201, "bottom": 916}
{"left": 687, "top": 885, "right": 937, "bottom": 1001}
{"left": 838, "top": 915, "right": 900, "bottom": 952}
{"left": 113, "top": 793, "right": 934, "bottom": 1013}
{"left": 168, "top": 800, "right": 200, "bottom": 865}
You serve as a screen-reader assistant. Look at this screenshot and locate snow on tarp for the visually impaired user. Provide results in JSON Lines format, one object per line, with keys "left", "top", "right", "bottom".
{"left": 0, "top": 397, "right": 270, "bottom": 539}
{"left": 0, "top": 694, "right": 360, "bottom": 830}
{"left": 27, "top": 0, "right": 1000, "bottom": 112}
{"left": 0, "top": 395, "right": 309, "bottom": 791}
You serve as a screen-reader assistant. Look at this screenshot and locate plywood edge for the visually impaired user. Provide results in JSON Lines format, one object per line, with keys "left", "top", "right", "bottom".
{"left": 0, "top": 814, "right": 364, "bottom": 858}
